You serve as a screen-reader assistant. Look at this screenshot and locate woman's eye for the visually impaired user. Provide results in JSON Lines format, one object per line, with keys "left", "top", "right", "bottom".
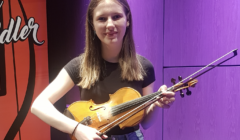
{"left": 98, "top": 17, "right": 106, "bottom": 21}
{"left": 113, "top": 15, "right": 121, "bottom": 20}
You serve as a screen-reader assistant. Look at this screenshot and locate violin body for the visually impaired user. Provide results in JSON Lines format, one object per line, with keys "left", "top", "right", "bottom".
{"left": 64, "top": 87, "right": 145, "bottom": 140}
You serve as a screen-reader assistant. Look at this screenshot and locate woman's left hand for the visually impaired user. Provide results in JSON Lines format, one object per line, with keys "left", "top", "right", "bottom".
{"left": 154, "top": 85, "right": 175, "bottom": 109}
{"left": 141, "top": 84, "right": 175, "bottom": 129}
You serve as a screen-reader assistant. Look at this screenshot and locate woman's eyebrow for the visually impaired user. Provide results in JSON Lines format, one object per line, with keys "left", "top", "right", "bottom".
{"left": 96, "top": 12, "right": 123, "bottom": 17}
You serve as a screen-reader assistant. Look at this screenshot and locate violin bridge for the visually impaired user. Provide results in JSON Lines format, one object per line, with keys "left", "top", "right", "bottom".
{"left": 97, "top": 112, "right": 102, "bottom": 122}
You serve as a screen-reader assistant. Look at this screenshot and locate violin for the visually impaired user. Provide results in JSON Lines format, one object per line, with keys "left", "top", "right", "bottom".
{"left": 64, "top": 79, "right": 197, "bottom": 140}
{"left": 64, "top": 49, "right": 237, "bottom": 140}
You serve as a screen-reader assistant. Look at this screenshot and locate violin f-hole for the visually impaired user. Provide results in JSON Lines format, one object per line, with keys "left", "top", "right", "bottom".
{"left": 89, "top": 106, "right": 106, "bottom": 111}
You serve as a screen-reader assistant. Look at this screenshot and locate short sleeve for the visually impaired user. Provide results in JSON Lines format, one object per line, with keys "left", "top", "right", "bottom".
{"left": 140, "top": 56, "right": 156, "bottom": 88}
{"left": 64, "top": 57, "right": 81, "bottom": 84}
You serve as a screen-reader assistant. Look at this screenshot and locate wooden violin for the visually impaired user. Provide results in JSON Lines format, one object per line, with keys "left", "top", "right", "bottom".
{"left": 64, "top": 79, "right": 197, "bottom": 140}
{"left": 64, "top": 49, "right": 237, "bottom": 140}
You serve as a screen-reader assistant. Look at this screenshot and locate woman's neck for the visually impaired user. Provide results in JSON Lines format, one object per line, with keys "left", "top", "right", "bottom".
{"left": 101, "top": 43, "right": 122, "bottom": 63}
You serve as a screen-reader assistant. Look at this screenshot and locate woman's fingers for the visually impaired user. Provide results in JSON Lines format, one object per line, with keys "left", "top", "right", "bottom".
{"left": 158, "top": 85, "right": 175, "bottom": 97}
{"left": 101, "top": 135, "right": 108, "bottom": 139}
{"left": 96, "top": 131, "right": 108, "bottom": 140}
{"left": 155, "top": 101, "right": 170, "bottom": 109}
{"left": 158, "top": 85, "right": 167, "bottom": 92}
{"left": 156, "top": 85, "right": 175, "bottom": 109}
{"left": 161, "top": 91, "right": 175, "bottom": 97}
{"left": 159, "top": 96, "right": 175, "bottom": 104}
{"left": 155, "top": 96, "right": 175, "bottom": 109}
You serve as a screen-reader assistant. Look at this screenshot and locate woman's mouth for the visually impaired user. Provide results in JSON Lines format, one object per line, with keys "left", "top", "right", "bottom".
{"left": 106, "top": 32, "right": 117, "bottom": 36}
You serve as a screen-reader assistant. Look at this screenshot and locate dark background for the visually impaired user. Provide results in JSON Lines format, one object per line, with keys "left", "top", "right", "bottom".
{"left": 47, "top": 0, "right": 89, "bottom": 139}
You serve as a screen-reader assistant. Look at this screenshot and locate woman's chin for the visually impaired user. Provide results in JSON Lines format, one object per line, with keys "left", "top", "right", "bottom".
{"left": 104, "top": 38, "right": 120, "bottom": 45}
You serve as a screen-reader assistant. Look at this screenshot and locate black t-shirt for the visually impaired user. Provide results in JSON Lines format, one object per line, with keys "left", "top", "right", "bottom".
{"left": 64, "top": 55, "right": 155, "bottom": 135}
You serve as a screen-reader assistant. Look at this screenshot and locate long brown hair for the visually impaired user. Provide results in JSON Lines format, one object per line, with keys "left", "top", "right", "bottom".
{"left": 78, "top": 0, "right": 146, "bottom": 89}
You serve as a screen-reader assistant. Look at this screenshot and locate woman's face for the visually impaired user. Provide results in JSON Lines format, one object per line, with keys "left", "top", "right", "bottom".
{"left": 93, "top": 0, "right": 129, "bottom": 47}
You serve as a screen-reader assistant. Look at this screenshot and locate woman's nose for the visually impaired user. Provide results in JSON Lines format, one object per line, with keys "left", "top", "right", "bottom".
{"left": 106, "top": 18, "right": 114, "bottom": 30}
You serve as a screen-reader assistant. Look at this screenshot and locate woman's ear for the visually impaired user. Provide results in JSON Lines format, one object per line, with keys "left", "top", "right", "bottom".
{"left": 127, "top": 13, "right": 130, "bottom": 27}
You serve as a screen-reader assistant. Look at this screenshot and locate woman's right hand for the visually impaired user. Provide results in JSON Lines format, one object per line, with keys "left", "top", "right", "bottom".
{"left": 74, "top": 124, "right": 108, "bottom": 140}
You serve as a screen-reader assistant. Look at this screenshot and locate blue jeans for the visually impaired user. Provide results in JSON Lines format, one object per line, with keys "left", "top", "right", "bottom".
{"left": 106, "top": 129, "right": 144, "bottom": 140}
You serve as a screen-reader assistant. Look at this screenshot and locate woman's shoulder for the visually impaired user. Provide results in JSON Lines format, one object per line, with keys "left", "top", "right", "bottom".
{"left": 137, "top": 54, "right": 155, "bottom": 87}
{"left": 137, "top": 54, "right": 154, "bottom": 69}
{"left": 63, "top": 55, "right": 82, "bottom": 84}
{"left": 65, "top": 53, "right": 85, "bottom": 67}
{"left": 65, "top": 56, "right": 81, "bottom": 68}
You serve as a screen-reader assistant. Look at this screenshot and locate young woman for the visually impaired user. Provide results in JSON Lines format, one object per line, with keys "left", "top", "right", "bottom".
{"left": 31, "top": 0, "right": 175, "bottom": 140}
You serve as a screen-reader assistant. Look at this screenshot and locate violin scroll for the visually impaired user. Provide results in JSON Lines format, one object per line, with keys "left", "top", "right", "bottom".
{"left": 171, "top": 77, "right": 198, "bottom": 98}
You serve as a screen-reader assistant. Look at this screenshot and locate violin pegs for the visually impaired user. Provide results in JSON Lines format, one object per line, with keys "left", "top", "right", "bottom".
{"left": 171, "top": 78, "right": 176, "bottom": 85}
{"left": 180, "top": 89, "right": 184, "bottom": 98}
{"left": 178, "top": 76, "right": 182, "bottom": 81}
{"left": 180, "top": 92, "right": 184, "bottom": 98}
{"left": 186, "top": 88, "right": 192, "bottom": 96}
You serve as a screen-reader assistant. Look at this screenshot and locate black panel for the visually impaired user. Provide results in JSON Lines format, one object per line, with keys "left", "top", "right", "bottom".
{"left": 47, "top": 0, "right": 88, "bottom": 139}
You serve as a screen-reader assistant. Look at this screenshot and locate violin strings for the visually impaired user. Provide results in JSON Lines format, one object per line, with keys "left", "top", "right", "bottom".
{"left": 98, "top": 92, "right": 163, "bottom": 133}
{"left": 111, "top": 93, "right": 158, "bottom": 114}
{"left": 99, "top": 91, "right": 162, "bottom": 133}
{"left": 111, "top": 91, "right": 161, "bottom": 115}
{"left": 111, "top": 97, "right": 149, "bottom": 114}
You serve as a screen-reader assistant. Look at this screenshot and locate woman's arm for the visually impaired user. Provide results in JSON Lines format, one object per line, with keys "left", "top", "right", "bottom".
{"left": 31, "top": 68, "right": 78, "bottom": 133}
{"left": 31, "top": 69, "right": 106, "bottom": 140}
{"left": 140, "top": 82, "right": 175, "bottom": 129}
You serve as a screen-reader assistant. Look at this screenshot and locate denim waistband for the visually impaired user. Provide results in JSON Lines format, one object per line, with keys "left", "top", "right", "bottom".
{"left": 105, "top": 129, "right": 144, "bottom": 140}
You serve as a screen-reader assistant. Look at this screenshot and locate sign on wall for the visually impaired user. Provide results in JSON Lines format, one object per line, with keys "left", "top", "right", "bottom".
{"left": 0, "top": 0, "right": 49, "bottom": 139}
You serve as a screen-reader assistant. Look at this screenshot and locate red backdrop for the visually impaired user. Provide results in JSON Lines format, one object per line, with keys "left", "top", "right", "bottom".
{"left": 0, "top": 0, "right": 49, "bottom": 140}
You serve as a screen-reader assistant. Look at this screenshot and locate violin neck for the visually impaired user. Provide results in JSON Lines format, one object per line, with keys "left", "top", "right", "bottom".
{"left": 111, "top": 91, "right": 161, "bottom": 116}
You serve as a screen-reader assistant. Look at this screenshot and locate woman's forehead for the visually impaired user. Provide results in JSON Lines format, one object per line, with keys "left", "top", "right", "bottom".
{"left": 93, "top": 0, "right": 125, "bottom": 17}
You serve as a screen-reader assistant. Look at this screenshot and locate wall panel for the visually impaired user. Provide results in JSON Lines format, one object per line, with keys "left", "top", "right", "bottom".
{"left": 164, "top": 0, "right": 240, "bottom": 66}
{"left": 129, "top": 0, "right": 164, "bottom": 139}
{"left": 163, "top": 67, "right": 240, "bottom": 140}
